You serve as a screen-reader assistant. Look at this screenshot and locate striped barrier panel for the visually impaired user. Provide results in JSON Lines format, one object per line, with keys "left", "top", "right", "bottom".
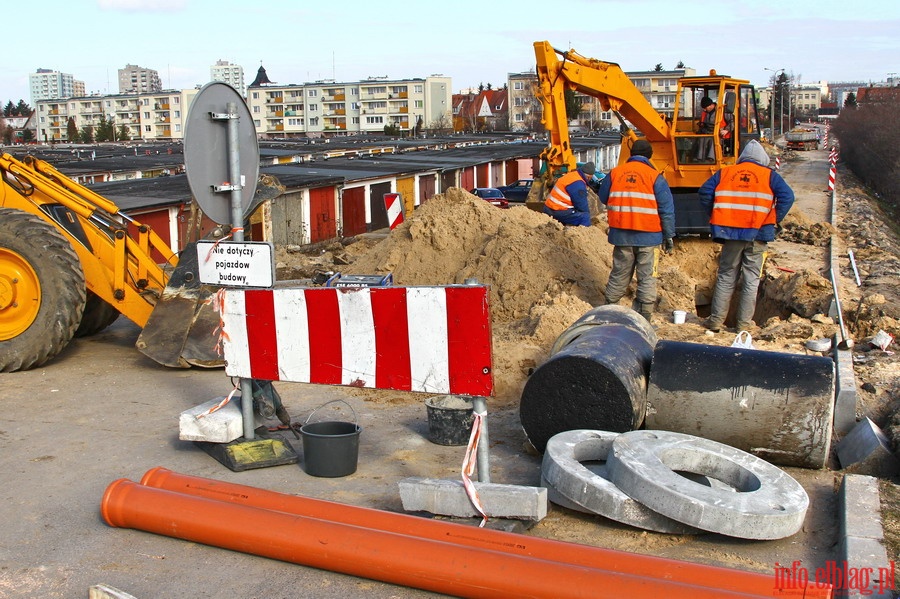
{"left": 384, "top": 193, "right": 404, "bottom": 230}
{"left": 221, "top": 286, "right": 493, "bottom": 397}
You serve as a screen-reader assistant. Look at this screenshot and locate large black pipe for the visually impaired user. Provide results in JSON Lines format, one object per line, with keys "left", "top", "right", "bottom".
{"left": 646, "top": 340, "right": 835, "bottom": 468}
{"left": 520, "top": 307, "right": 654, "bottom": 453}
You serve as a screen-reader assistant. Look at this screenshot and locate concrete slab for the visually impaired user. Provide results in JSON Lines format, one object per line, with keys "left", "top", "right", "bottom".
{"left": 837, "top": 475, "right": 895, "bottom": 598}
{"left": 398, "top": 477, "right": 547, "bottom": 521}
{"left": 89, "top": 585, "right": 138, "bottom": 599}
{"left": 837, "top": 417, "right": 900, "bottom": 479}
{"left": 178, "top": 395, "right": 247, "bottom": 443}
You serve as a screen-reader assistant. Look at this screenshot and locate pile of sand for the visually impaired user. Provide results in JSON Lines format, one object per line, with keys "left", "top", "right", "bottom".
{"left": 280, "top": 187, "right": 894, "bottom": 404}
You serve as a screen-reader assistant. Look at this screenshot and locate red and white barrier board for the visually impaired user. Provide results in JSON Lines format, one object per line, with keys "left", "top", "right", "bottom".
{"left": 222, "top": 286, "right": 493, "bottom": 397}
{"left": 384, "top": 193, "right": 404, "bottom": 230}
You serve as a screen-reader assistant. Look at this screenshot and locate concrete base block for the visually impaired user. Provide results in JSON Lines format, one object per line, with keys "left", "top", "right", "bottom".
{"left": 837, "top": 475, "right": 895, "bottom": 598}
{"left": 90, "top": 584, "right": 138, "bottom": 599}
{"left": 398, "top": 477, "right": 547, "bottom": 521}
{"left": 179, "top": 396, "right": 246, "bottom": 443}
{"left": 837, "top": 417, "right": 900, "bottom": 479}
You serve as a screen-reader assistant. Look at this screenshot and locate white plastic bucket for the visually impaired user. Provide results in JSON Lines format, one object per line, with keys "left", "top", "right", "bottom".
{"left": 673, "top": 310, "right": 686, "bottom": 324}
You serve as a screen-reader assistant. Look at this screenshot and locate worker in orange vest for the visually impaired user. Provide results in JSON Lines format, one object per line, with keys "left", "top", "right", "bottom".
{"left": 543, "top": 162, "right": 595, "bottom": 226}
{"left": 596, "top": 139, "right": 675, "bottom": 322}
{"left": 699, "top": 139, "right": 794, "bottom": 332}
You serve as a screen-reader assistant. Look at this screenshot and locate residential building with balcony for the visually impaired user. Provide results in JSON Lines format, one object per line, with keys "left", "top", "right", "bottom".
{"left": 29, "top": 69, "right": 81, "bottom": 104}
{"left": 211, "top": 60, "right": 246, "bottom": 97}
{"left": 118, "top": 64, "right": 162, "bottom": 94}
{"left": 35, "top": 89, "right": 193, "bottom": 142}
{"left": 245, "top": 68, "right": 451, "bottom": 138}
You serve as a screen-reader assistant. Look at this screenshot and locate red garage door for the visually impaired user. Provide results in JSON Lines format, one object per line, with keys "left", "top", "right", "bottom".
{"left": 309, "top": 186, "right": 336, "bottom": 243}
{"left": 341, "top": 187, "right": 367, "bottom": 237}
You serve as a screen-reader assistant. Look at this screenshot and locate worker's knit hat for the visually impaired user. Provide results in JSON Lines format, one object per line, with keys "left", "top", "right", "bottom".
{"left": 579, "top": 162, "right": 596, "bottom": 176}
{"left": 631, "top": 139, "right": 653, "bottom": 158}
{"left": 739, "top": 139, "right": 771, "bottom": 167}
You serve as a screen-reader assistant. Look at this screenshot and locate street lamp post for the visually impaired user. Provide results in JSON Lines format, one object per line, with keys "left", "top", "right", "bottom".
{"left": 764, "top": 67, "right": 784, "bottom": 139}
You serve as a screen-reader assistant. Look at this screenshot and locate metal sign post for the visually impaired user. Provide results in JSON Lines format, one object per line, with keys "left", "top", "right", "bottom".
{"left": 184, "top": 82, "right": 274, "bottom": 452}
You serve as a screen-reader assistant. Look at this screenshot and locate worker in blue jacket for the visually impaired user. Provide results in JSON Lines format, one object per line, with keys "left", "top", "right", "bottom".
{"left": 699, "top": 139, "right": 795, "bottom": 332}
{"left": 596, "top": 139, "right": 675, "bottom": 322}
{"left": 543, "top": 162, "right": 595, "bottom": 226}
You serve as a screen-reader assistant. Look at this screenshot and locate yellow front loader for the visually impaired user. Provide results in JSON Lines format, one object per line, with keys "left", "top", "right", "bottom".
{"left": 0, "top": 153, "right": 222, "bottom": 372}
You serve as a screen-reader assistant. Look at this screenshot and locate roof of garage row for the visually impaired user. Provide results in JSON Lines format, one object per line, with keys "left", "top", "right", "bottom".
{"left": 35, "top": 134, "right": 619, "bottom": 211}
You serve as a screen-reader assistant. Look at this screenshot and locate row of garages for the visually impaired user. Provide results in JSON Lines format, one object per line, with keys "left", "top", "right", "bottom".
{"left": 56, "top": 136, "right": 621, "bottom": 258}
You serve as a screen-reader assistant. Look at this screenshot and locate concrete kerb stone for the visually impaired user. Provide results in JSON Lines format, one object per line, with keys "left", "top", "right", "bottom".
{"left": 833, "top": 337, "right": 860, "bottom": 437}
{"left": 178, "top": 395, "right": 246, "bottom": 443}
{"left": 607, "top": 430, "right": 810, "bottom": 540}
{"left": 398, "top": 477, "right": 548, "bottom": 522}
{"left": 837, "top": 474, "right": 895, "bottom": 598}
{"left": 541, "top": 430, "right": 698, "bottom": 534}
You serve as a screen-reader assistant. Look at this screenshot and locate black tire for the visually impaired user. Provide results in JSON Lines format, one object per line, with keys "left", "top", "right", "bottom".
{"left": 0, "top": 208, "right": 86, "bottom": 372}
{"left": 75, "top": 291, "right": 120, "bottom": 337}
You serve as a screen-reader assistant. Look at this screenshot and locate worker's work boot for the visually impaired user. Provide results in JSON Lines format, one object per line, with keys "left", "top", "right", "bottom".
{"left": 638, "top": 303, "right": 654, "bottom": 323}
{"left": 703, "top": 318, "right": 723, "bottom": 333}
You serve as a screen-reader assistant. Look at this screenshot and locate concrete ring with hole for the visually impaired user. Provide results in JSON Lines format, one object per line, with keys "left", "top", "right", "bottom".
{"left": 607, "top": 430, "right": 810, "bottom": 540}
{"left": 541, "top": 429, "right": 699, "bottom": 534}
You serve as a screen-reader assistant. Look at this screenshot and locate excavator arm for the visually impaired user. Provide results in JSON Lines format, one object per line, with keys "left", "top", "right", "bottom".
{"left": 534, "top": 41, "right": 672, "bottom": 177}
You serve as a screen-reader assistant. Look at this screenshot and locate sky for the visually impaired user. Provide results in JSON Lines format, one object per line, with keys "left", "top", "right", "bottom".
{"left": 3, "top": 0, "right": 898, "bottom": 105}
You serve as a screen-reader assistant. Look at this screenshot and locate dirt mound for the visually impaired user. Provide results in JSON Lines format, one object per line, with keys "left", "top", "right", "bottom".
{"left": 779, "top": 210, "right": 836, "bottom": 245}
{"left": 344, "top": 188, "right": 614, "bottom": 324}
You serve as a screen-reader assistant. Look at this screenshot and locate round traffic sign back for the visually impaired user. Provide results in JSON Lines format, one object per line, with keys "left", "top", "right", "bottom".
{"left": 183, "top": 81, "right": 260, "bottom": 225}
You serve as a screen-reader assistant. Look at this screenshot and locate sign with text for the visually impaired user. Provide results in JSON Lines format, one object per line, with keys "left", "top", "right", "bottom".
{"left": 197, "top": 240, "right": 274, "bottom": 288}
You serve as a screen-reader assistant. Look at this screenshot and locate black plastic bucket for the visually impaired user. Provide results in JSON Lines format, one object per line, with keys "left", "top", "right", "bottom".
{"left": 425, "top": 395, "right": 475, "bottom": 446}
{"left": 300, "top": 401, "right": 361, "bottom": 477}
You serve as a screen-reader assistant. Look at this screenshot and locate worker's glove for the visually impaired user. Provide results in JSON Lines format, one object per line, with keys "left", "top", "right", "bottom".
{"left": 664, "top": 238, "right": 674, "bottom": 254}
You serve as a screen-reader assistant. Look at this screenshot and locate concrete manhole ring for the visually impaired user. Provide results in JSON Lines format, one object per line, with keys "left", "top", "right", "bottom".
{"left": 541, "top": 429, "right": 699, "bottom": 534}
{"left": 607, "top": 430, "right": 810, "bottom": 540}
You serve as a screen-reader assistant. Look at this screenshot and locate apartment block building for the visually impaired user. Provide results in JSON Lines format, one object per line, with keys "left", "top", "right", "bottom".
{"left": 35, "top": 89, "right": 197, "bottom": 142}
{"left": 245, "top": 75, "right": 452, "bottom": 138}
{"left": 211, "top": 60, "right": 246, "bottom": 97}
{"left": 29, "top": 69, "right": 82, "bottom": 104}
{"left": 118, "top": 64, "right": 162, "bottom": 94}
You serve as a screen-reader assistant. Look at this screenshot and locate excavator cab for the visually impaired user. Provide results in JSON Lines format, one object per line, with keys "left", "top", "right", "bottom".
{"left": 531, "top": 42, "right": 762, "bottom": 234}
{"left": 672, "top": 76, "right": 760, "bottom": 169}
{"left": 667, "top": 76, "right": 761, "bottom": 232}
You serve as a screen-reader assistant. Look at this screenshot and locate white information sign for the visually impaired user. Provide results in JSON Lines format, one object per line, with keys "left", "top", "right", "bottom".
{"left": 197, "top": 240, "right": 274, "bottom": 288}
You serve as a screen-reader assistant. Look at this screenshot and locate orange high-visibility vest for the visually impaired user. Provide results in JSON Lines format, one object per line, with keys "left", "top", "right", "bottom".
{"left": 606, "top": 161, "right": 662, "bottom": 232}
{"left": 545, "top": 170, "right": 584, "bottom": 211}
{"left": 711, "top": 162, "right": 776, "bottom": 229}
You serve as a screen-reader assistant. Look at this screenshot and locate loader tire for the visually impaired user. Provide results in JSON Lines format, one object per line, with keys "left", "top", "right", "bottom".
{"left": 0, "top": 208, "right": 86, "bottom": 372}
{"left": 75, "top": 291, "right": 120, "bottom": 337}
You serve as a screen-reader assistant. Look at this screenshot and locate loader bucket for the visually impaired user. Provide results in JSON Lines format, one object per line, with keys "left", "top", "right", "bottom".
{"left": 135, "top": 242, "right": 224, "bottom": 368}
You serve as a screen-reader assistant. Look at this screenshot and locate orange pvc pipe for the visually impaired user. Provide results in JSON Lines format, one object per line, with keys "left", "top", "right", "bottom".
{"left": 135, "top": 468, "right": 831, "bottom": 598}
{"left": 103, "top": 478, "right": 785, "bottom": 599}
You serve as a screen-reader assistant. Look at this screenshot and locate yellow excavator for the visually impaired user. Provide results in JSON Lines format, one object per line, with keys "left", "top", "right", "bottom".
{"left": 0, "top": 152, "right": 276, "bottom": 372}
{"left": 531, "top": 40, "right": 762, "bottom": 232}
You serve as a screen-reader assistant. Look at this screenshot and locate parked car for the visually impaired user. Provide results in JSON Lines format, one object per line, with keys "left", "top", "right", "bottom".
{"left": 496, "top": 179, "right": 533, "bottom": 202}
{"left": 469, "top": 188, "right": 509, "bottom": 209}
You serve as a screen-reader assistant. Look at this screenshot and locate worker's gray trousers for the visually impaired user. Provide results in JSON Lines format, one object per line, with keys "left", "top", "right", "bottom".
{"left": 708, "top": 239, "right": 767, "bottom": 329}
{"left": 604, "top": 245, "right": 657, "bottom": 306}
